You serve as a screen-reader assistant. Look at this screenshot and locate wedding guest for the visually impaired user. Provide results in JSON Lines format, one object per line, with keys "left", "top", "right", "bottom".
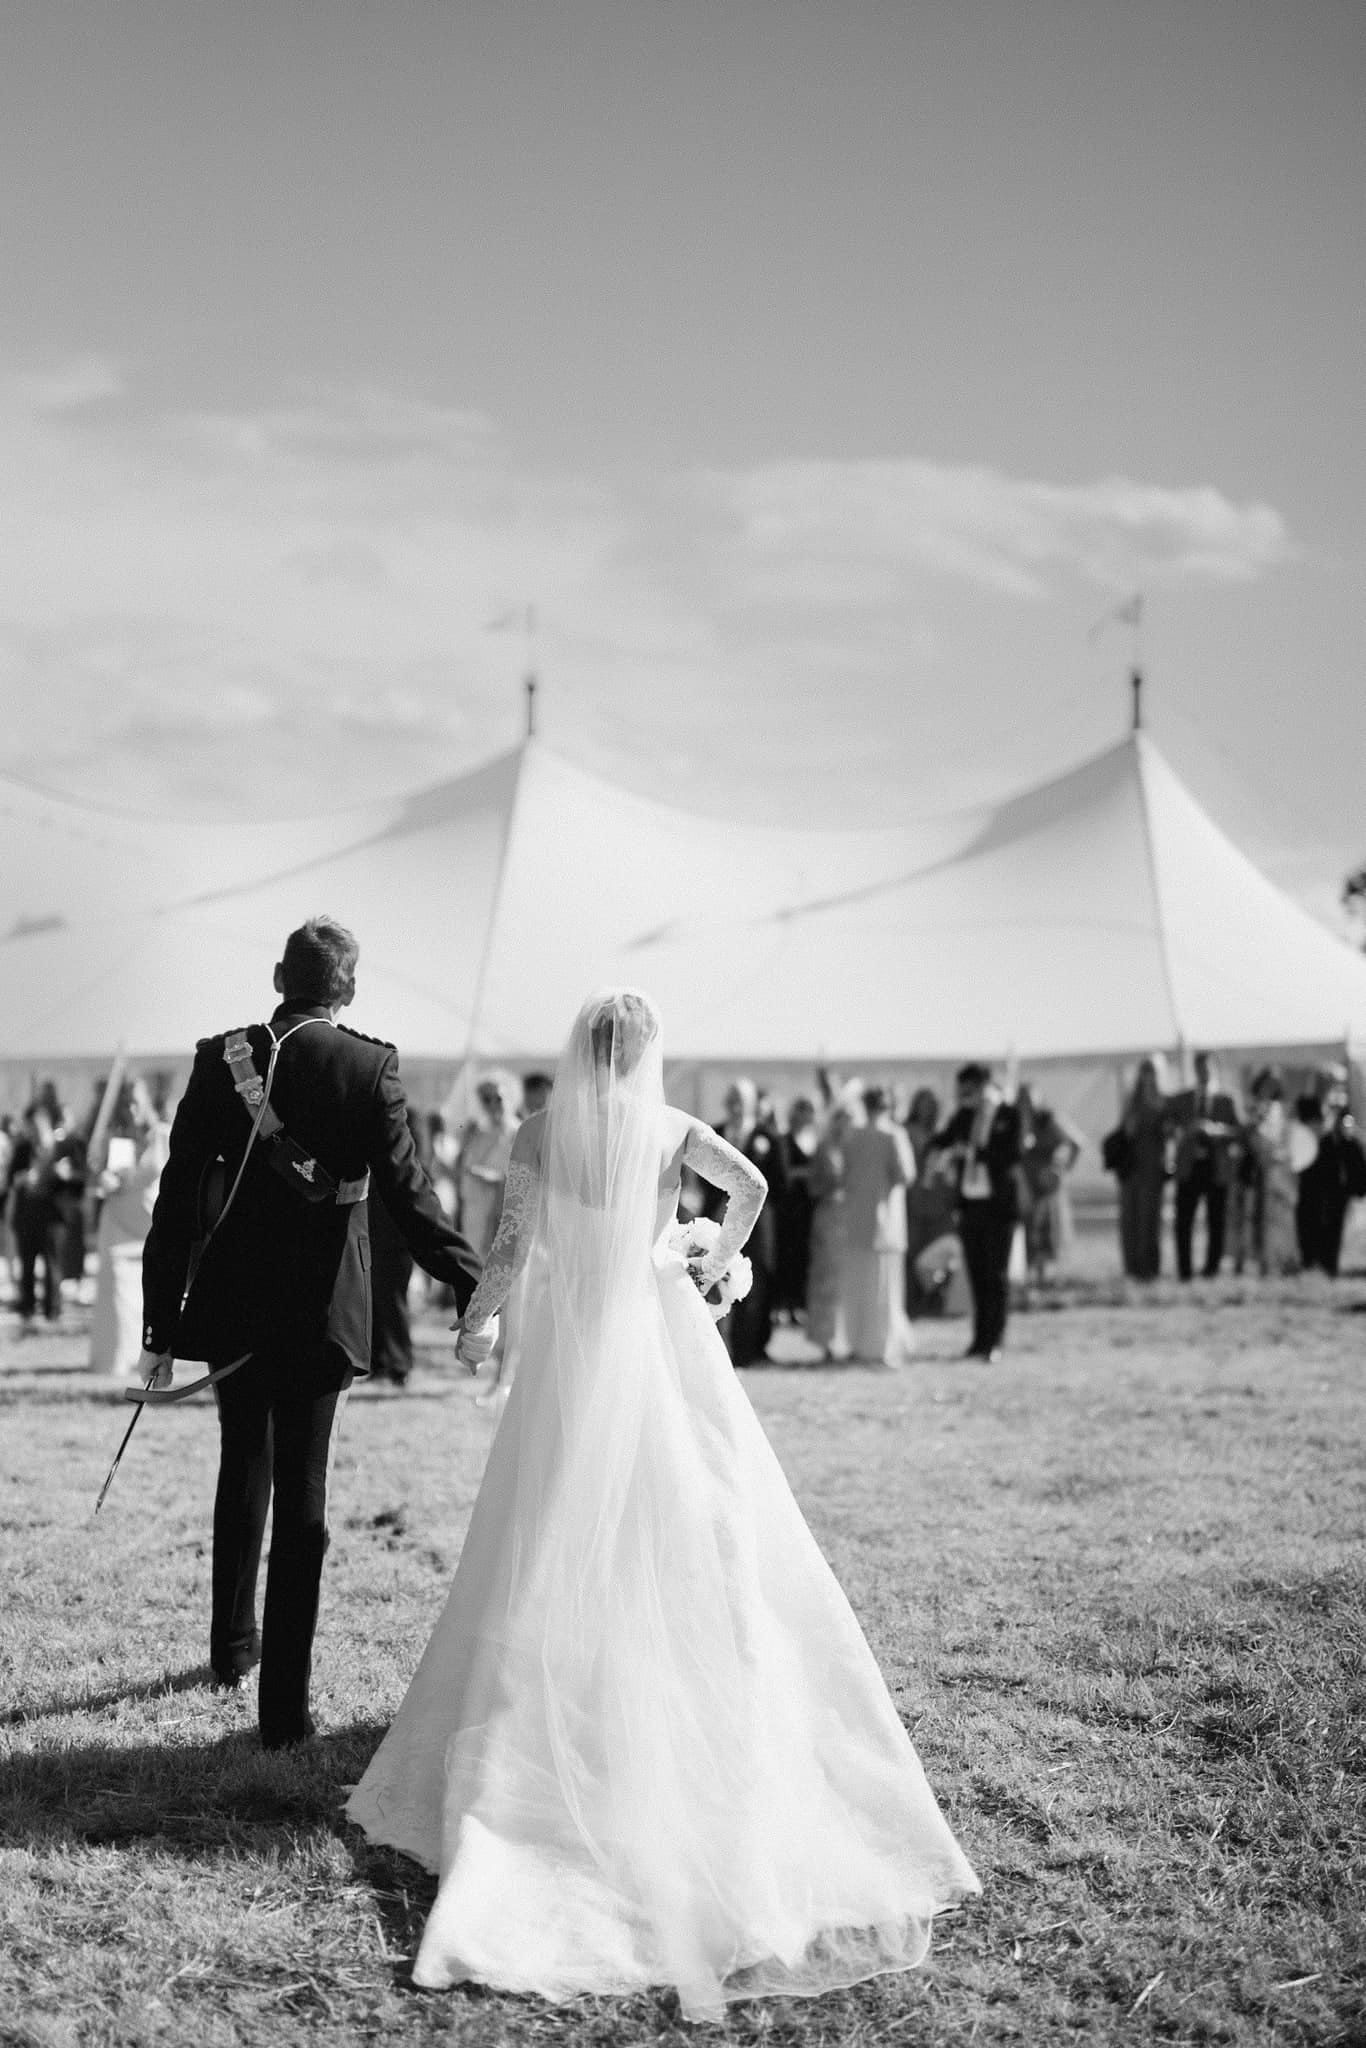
{"left": 421, "top": 1110, "right": 461, "bottom": 1310}
{"left": 1016, "top": 1083, "right": 1083, "bottom": 1284}
{"left": 1245, "top": 1068, "right": 1298, "bottom": 1276}
{"left": 475, "top": 1083, "right": 553, "bottom": 1413}
{"left": 0, "top": 1116, "right": 12, "bottom": 1281}
{"left": 903, "top": 1087, "right": 941, "bottom": 1184}
{"left": 1112, "top": 1055, "right": 1169, "bottom": 1279}
{"left": 774, "top": 1096, "right": 818, "bottom": 1322}
{"left": 839, "top": 1087, "right": 914, "bottom": 1365}
{"left": 426, "top": 1111, "right": 458, "bottom": 1212}
{"left": 805, "top": 1105, "right": 850, "bottom": 1358}
{"left": 88, "top": 1077, "right": 171, "bottom": 1378}
{"left": 929, "top": 1063, "right": 1023, "bottom": 1362}
{"left": 1296, "top": 1071, "right": 1366, "bottom": 1274}
{"left": 903, "top": 1088, "right": 956, "bottom": 1314}
{"left": 1169, "top": 1051, "right": 1241, "bottom": 1280}
{"left": 456, "top": 1075, "right": 521, "bottom": 1261}
{"left": 56, "top": 1087, "right": 95, "bottom": 1297}
{"left": 703, "top": 1078, "right": 785, "bottom": 1366}
{"left": 1227, "top": 1093, "right": 1261, "bottom": 1276}
{"left": 6, "top": 1098, "right": 65, "bottom": 1328}
{"left": 520, "top": 1071, "right": 554, "bottom": 1117}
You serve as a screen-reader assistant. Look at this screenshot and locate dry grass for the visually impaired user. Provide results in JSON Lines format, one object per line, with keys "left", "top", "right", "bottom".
{"left": 2, "top": 1267, "right": 1364, "bottom": 2047}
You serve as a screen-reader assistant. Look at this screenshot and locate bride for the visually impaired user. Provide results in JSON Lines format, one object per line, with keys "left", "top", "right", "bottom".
{"left": 346, "top": 988, "right": 979, "bottom": 2019}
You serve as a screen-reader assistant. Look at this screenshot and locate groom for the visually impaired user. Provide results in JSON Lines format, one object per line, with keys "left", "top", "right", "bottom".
{"left": 140, "top": 915, "right": 487, "bottom": 1747}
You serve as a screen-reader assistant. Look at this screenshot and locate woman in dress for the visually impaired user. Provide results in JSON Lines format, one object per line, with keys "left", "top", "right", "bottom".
{"left": 1117, "top": 1056, "right": 1169, "bottom": 1280}
{"left": 1015, "top": 1083, "right": 1083, "bottom": 1285}
{"left": 347, "top": 989, "right": 978, "bottom": 2019}
{"left": 455, "top": 1075, "right": 522, "bottom": 1401}
{"left": 455, "top": 1074, "right": 520, "bottom": 1260}
{"left": 838, "top": 1086, "right": 915, "bottom": 1365}
{"left": 1245, "top": 1067, "right": 1299, "bottom": 1275}
{"left": 88, "top": 1076, "right": 171, "bottom": 1377}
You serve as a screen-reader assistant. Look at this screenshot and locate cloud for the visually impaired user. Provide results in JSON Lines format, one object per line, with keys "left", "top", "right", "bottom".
{"left": 173, "top": 384, "right": 494, "bottom": 473}
{"left": 14, "top": 353, "right": 124, "bottom": 414}
{"left": 0, "top": 359, "right": 1298, "bottom": 814}
{"left": 715, "top": 459, "right": 1295, "bottom": 599}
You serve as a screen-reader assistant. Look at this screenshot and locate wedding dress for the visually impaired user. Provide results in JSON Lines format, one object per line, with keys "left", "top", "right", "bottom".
{"left": 346, "top": 990, "right": 979, "bottom": 2020}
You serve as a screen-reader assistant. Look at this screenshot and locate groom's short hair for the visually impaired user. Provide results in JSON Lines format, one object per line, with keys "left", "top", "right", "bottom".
{"left": 280, "top": 916, "right": 359, "bottom": 1004}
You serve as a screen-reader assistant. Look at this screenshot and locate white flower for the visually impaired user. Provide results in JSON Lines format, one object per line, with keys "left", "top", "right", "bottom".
{"left": 666, "top": 1216, "right": 754, "bottom": 1321}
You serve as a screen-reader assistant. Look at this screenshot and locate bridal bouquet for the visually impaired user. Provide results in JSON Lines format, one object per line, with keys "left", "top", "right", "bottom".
{"left": 667, "top": 1215, "right": 753, "bottom": 1322}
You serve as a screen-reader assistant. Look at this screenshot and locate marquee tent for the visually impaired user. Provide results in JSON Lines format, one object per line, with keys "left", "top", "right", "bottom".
{"left": 3, "top": 729, "right": 1364, "bottom": 1162}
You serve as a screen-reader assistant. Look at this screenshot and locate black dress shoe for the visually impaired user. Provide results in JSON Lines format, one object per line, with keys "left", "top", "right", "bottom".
{"left": 210, "top": 1635, "right": 261, "bottom": 1689}
{"left": 210, "top": 1652, "right": 261, "bottom": 1690}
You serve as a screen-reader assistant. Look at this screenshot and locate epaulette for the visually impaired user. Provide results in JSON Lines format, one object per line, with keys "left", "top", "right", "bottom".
{"left": 338, "top": 1023, "right": 396, "bottom": 1051}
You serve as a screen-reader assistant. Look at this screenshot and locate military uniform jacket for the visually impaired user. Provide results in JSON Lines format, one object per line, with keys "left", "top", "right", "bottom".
{"left": 142, "top": 1001, "right": 482, "bottom": 1371}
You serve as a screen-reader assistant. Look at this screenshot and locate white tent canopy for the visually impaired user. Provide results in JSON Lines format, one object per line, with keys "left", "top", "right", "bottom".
{"left": 3, "top": 729, "right": 1365, "bottom": 1080}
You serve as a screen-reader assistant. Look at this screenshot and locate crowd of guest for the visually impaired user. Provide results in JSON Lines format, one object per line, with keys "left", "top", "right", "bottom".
{"left": 1107, "top": 1050, "right": 1366, "bottom": 1281}
{"left": 1, "top": 1083, "right": 97, "bottom": 1332}
{"left": 681, "top": 1062, "right": 1088, "bottom": 1368}
{"left": 0, "top": 1075, "right": 172, "bottom": 1367}
{"left": 4, "top": 1045, "right": 1363, "bottom": 1380}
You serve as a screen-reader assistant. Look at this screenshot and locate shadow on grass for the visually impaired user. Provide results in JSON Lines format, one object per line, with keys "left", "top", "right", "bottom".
{"left": 1, "top": 1715, "right": 391, "bottom": 1855}
{"left": 0, "top": 1370, "right": 481, "bottom": 1412}
{"left": 1, "top": 1662, "right": 223, "bottom": 1726}
{"left": 1, "top": 1712, "right": 466, "bottom": 2000}
{"left": 1, "top": 1717, "right": 695, "bottom": 2025}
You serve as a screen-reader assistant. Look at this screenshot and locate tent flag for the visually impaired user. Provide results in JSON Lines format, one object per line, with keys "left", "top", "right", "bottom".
{"left": 1088, "top": 591, "right": 1144, "bottom": 639}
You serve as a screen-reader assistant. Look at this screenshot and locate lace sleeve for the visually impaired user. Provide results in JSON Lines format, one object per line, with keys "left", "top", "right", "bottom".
{"left": 682, "top": 1123, "right": 767, "bottom": 1276}
{"left": 461, "top": 1161, "right": 540, "bottom": 1329}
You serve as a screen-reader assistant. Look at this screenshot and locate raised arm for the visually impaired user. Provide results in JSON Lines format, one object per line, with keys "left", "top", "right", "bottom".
{"left": 457, "top": 1118, "right": 543, "bottom": 1345}
{"left": 682, "top": 1121, "right": 767, "bottom": 1281}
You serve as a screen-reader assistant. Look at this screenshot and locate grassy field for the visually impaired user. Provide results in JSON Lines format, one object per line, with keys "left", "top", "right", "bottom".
{"left": 2, "top": 1267, "right": 1364, "bottom": 2048}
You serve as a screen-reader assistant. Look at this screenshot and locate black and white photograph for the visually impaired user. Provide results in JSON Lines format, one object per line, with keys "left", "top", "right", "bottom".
{"left": 1, "top": 4, "right": 1363, "bottom": 2043}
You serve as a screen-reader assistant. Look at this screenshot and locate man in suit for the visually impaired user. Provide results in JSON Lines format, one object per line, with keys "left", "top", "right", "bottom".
{"left": 703, "top": 1077, "right": 786, "bottom": 1366}
{"left": 928, "top": 1062, "right": 1022, "bottom": 1362}
{"left": 1296, "top": 1066, "right": 1366, "bottom": 1275}
{"left": 140, "top": 916, "right": 485, "bottom": 1748}
{"left": 1169, "top": 1050, "right": 1241, "bottom": 1280}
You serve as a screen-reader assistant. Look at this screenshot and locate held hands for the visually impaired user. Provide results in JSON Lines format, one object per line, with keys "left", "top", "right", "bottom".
{"left": 453, "top": 1317, "right": 499, "bottom": 1374}
{"left": 138, "top": 1349, "right": 175, "bottom": 1391}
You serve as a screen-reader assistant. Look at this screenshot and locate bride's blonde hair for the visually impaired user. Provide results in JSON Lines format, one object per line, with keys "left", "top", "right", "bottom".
{"left": 585, "top": 988, "right": 661, "bottom": 1077}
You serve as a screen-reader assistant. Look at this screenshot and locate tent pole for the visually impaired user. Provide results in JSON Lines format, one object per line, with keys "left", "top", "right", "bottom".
{"left": 1131, "top": 666, "right": 1143, "bottom": 731}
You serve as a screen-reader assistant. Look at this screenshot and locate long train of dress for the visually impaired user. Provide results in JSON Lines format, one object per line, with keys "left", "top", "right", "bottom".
{"left": 347, "top": 1199, "right": 979, "bottom": 2019}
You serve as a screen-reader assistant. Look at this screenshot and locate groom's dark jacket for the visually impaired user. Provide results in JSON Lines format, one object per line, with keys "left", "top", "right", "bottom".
{"left": 142, "top": 999, "right": 481, "bottom": 1373}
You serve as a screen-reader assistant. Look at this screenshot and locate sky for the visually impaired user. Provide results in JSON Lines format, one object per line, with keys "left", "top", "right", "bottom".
{"left": 1, "top": 0, "right": 1363, "bottom": 935}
